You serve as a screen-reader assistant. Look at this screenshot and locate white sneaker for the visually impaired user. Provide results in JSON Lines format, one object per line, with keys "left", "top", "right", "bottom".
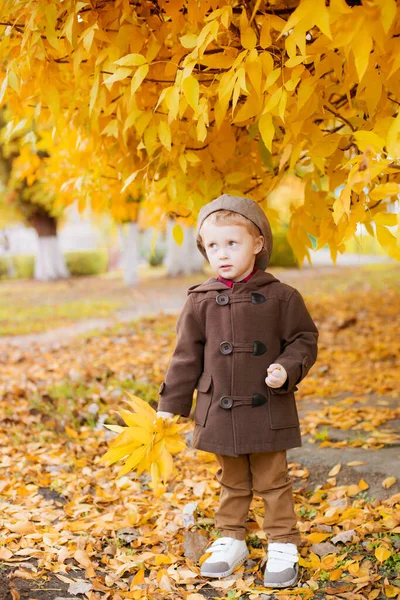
{"left": 263, "top": 542, "right": 299, "bottom": 588}
{"left": 200, "top": 537, "right": 249, "bottom": 578}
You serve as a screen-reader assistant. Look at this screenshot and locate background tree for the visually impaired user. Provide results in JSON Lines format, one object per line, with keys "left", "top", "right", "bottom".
{"left": 0, "top": 0, "right": 399, "bottom": 266}
{"left": 0, "top": 110, "right": 69, "bottom": 280}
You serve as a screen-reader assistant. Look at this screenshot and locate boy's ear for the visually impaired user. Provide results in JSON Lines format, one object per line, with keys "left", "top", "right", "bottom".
{"left": 256, "top": 235, "right": 264, "bottom": 253}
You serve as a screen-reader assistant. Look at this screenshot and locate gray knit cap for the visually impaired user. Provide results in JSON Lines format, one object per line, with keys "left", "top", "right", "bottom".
{"left": 195, "top": 194, "right": 273, "bottom": 270}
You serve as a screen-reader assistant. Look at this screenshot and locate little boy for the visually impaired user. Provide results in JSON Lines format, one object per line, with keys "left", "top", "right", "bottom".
{"left": 157, "top": 194, "right": 319, "bottom": 588}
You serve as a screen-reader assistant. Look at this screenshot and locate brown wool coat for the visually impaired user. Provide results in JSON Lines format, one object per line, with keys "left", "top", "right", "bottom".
{"left": 158, "top": 269, "right": 319, "bottom": 456}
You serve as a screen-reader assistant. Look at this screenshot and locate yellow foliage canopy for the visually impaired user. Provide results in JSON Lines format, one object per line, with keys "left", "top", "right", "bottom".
{"left": 0, "top": 0, "right": 400, "bottom": 264}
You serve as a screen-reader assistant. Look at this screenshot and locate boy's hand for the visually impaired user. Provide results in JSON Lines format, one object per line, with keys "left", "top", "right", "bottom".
{"left": 265, "top": 364, "right": 288, "bottom": 388}
{"left": 155, "top": 410, "right": 175, "bottom": 421}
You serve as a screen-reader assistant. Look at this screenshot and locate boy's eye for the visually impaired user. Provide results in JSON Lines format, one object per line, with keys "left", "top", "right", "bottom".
{"left": 228, "top": 241, "right": 236, "bottom": 246}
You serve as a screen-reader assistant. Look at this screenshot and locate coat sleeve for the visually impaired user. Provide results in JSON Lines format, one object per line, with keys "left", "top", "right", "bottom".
{"left": 270, "top": 289, "right": 319, "bottom": 395}
{"left": 157, "top": 293, "right": 205, "bottom": 417}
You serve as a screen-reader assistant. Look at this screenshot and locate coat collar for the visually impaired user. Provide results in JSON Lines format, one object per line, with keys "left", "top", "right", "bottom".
{"left": 188, "top": 268, "right": 281, "bottom": 294}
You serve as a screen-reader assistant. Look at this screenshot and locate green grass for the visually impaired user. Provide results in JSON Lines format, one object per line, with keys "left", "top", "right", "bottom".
{"left": 0, "top": 299, "right": 122, "bottom": 335}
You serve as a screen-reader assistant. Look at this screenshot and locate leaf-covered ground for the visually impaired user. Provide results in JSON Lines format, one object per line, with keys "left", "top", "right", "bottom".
{"left": 0, "top": 264, "right": 399, "bottom": 600}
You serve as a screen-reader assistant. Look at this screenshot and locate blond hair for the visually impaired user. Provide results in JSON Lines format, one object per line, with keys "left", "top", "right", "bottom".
{"left": 198, "top": 209, "right": 263, "bottom": 247}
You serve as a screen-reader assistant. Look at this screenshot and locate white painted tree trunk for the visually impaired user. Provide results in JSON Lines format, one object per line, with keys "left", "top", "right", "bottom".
{"left": 164, "top": 219, "right": 205, "bottom": 276}
{"left": 119, "top": 222, "right": 139, "bottom": 285}
{"left": 34, "top": 236, "right": 69, "bottom": 281}
{"left": 6, "top": 254, "right": 16, "bottom": 277}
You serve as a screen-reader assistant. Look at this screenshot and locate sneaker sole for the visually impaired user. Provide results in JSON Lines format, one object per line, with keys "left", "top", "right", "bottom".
{"left": 263, "top": 565, "right": 299, "bottom": 588}
{"left": 201, "top": 550, "right": 249, "bottom": 578}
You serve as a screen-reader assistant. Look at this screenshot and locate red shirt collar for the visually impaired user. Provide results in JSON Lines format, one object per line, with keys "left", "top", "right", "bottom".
{"left": 217, "top": 265, "right": 258, "bottom": 288}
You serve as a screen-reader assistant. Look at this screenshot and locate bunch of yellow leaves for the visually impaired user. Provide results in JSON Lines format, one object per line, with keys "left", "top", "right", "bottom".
{"left": 99, "top": 392, "right": 188, "bottom": 496}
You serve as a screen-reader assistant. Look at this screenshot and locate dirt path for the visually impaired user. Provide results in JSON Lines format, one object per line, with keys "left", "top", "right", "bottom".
{"left": 1, "top": 262, "right": 394, "bottom": 348}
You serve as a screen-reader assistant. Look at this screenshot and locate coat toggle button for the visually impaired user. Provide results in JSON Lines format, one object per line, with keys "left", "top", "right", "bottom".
{"left": 216, "top": 293, "right": 229, "bottom": 305}
{"left": 253, "top": 341, "right": 267, "bottom": 355}
{"left": 220, "top": 396, "right": 233, "bottom": 409}
{"left": 252, "top": 393, "right": 267, "bottom": 407}
{"left": 251, "top": 292, "right": 266, "bottom": 304}
{"left": 220, "top": 341, "right": 233, "bottom": 354}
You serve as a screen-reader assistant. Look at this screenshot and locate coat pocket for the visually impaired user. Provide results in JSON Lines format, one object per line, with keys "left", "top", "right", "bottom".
{"left": 194, "top": 373, "right": 213, "bottom": 427}
{"left": 268, "top": 390, "right": 300, "bottom": 429}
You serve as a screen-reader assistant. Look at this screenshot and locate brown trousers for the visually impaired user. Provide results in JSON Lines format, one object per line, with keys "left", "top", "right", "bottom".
{"left": 214, "top": 451, "right": 301, "bottom": 545}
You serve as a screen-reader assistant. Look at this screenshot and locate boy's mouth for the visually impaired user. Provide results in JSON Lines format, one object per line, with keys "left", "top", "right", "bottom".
{"left": 220, "top": 265, "right": 232, "bottom": 270}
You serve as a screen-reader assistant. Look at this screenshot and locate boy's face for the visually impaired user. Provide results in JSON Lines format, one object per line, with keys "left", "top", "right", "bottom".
{"left": 201, "top": 222, "right": 264, "bottom": 281}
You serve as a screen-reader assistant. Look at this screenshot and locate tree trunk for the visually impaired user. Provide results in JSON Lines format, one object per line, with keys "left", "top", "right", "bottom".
{"left": 164, "top": 218, "right": 205, "bottom": 276}
{"left": 34, "top": 236, "right": 69, "bottom": 280}
{"left": 118, "top": 221, "right": 139, "bottom": 285}
{"left": 29, "top": 210, "right": 69, "bottom": 281}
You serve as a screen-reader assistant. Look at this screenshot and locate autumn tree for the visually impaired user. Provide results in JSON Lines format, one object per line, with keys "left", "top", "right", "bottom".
{"left": 0, "top": 0, "right": 399, "bottom": 268}
{"left": 0, "top": 111, "right": 69, "bottom": 279}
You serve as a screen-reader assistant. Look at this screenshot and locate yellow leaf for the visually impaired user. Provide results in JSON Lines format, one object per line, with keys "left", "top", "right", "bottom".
{"left": 320, "top": 554, "right": 337, "bottom": 570}
{"left": 382, "top": 476, "right": 396, "bottom": 489}
{"left": 100, "top": 432, "right": 143, "bottom": 466}
{"left": 233, "top": 94, "right": 262, "bottom": 122}
{"left": 65, "top": 425, "right": 78, "bottom": 439}
{"left": 225, "top": 171, "right": 249, "bottom": 184}
{"left": 241, "top": 26, "right": 257, "bottom": 49}
{"left": 298, "top": 556, "right": 312, "bottom": 568}
{"left": 249, "top": 0, "right": 262, "bottom": 24}
{"left": 0, "top": 74, "right": 8, "bottom": 104}
{"left": 376, "top": 225, "right": 400, "bottom": 261}
{"left": 306, "top": 532, "right": 331, "bottom": 543}
{"left": 103, "top": 67, "right": 132, "bottom": 86}
{"left": 114, "top": 53, "right": 147, "bottom": 67}
{"left": 278, "top": 89, "right": 287, "bottom": 122}
{"left": 172, "top": 223, "right": 184, "bottom": 246}
{"left": 329, "top": 568, "right": 343, "bottom": 581}
{"left": 180, "top": 33, "right": 198, "bottom": 48}
{"left": 375, "top": 546, "right": 391, "bottom": 562}
{"left": 131, "top": 64, "right": 149, "bottom": 95}
{"left": 369, "top": 183, "right": 400, "bottom": 202}
{"left": 118, "top": 410, "right": 153, "bottom": 431}
{"left": 157, "top": 448, "right": 173, "bottom": 482}
{"left": 347, "top": 461, "right": 365, "bottom": 466}
{"left": 123, "top": 393, "right": 156, "bottom": 420}
{"left": 89, "top": 71, "right": 100, "bottom": 116}
{"left": 258, "top": 113, "right": 275, "bottom": 152}
{"left": 347, "top": 484, "right": 360, "bottom": 497}
{"left": 374, "top": 212, "right": 398, "bottom": 226}
{"left": 165, "top": 86, "right": 180, "bottom": 124}
{"left": 131, "top": 569, "right": 145, "bottom": 585}
{"left": 378, "top": 0, "right": 397, "bottom": 33}
{"left": 352, "top": 29, "right": 372, "bottom": 82}
{"left": 183, "top": 75, "right": 199, "bottom": 112}
{"left": 348, "top": 561, "right": 359, "bottom": 575}
{"left": 121, "top": 171, "right": 138, "bottom": 194}
{"left": 199, "top": 552, "right": 212, "bottom": 566}
{"left": 164, "top": 436, "right": 186, "bottom": 453}
{"left": 45, "top": 4, "right": 60, "bottom": 50}
{"left": 158, "top": 120, "right": 172, "bottom": 151}
{"left": 353, "top": 130, "right": 385, "bottom": 153}
{"left": 383, "top": 585, "right": 400, "bottom": 598}
{"left": 118, "top": 445, "right": 149, "bottom": 477}
{"left": 386, "top": 112, "right": 400, "bottom": 159}
{"left": 155, "top": 554, "right": 173, "bottom": 565}
{"left": 328, "top": 463, "right": 341, "bottom": 477}
{"left": 358, "top": 478, "right": 369, "bottom": 491}
{"left": 264, "top": 86, "right": 283, "bottom": 113}
{"left": 102, "top": 424, "right": 125, "bottom": 434}
{"left": 149, "top": 461, "right": 161, "bottom": 494}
